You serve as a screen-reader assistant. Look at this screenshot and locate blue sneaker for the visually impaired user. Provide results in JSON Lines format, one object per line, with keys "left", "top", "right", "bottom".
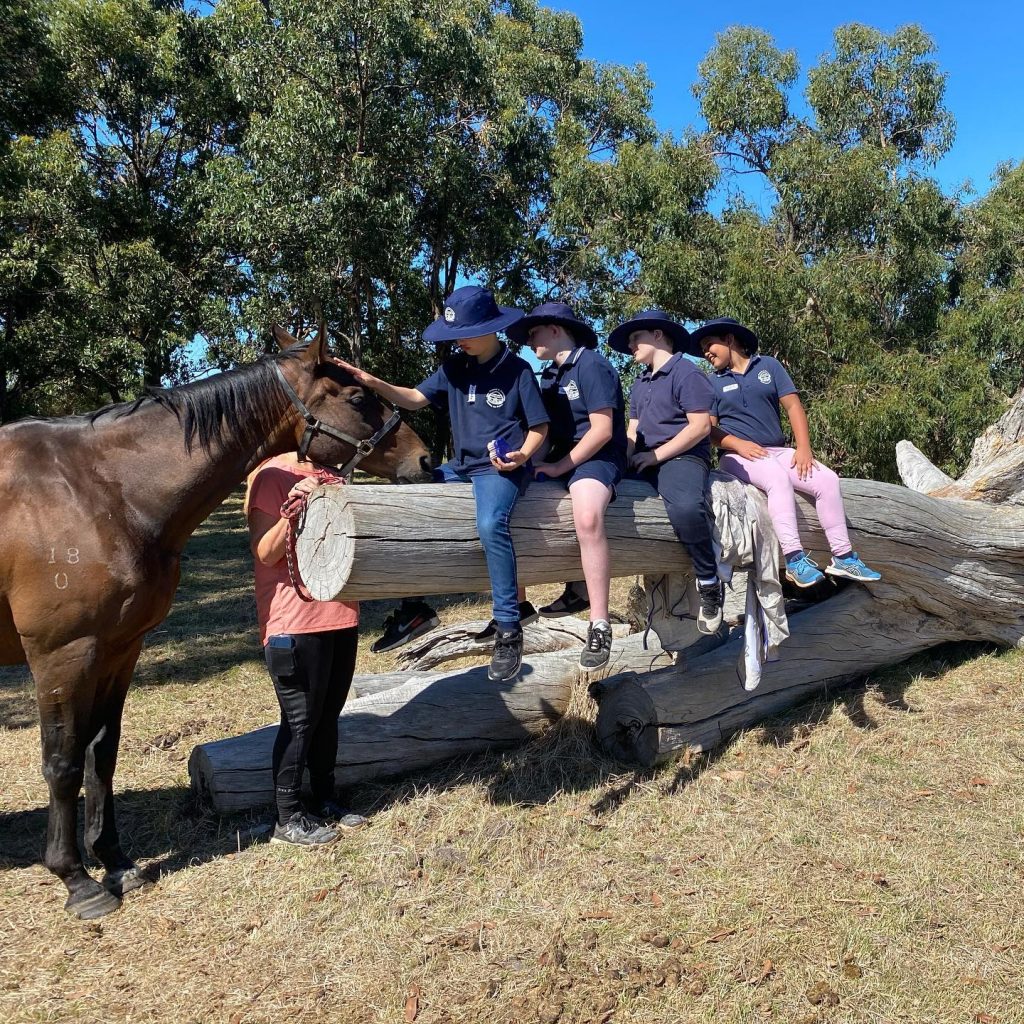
{"left": 785, "top": 552, "right": 825, "bottom": 588}
{"left": 826, "top": 551, "right": 881, "bottom": 583}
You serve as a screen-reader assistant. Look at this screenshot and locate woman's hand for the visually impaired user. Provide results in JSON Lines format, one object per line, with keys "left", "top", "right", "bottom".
{"left": 630, "top": 450, "right": 659, "bottom": 472}
{"left": 733, "top": 439, "right": 770, "bottom": 460}
{"left": 792, "top": 445, "right": 816, "bottom": 480}
{"left": 492, "top": 449, "right": 528, "bottom": 472}
{"left": 286, "top": 477, "right": 320, "bottom": 500}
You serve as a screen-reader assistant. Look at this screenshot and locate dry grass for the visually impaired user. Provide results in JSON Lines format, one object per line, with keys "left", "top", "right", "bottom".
{"left": 2, "top": 490, "right": 1024, "bottom": 1023}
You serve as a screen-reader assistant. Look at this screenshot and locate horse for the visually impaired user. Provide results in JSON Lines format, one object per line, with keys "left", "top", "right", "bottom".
{"left": 0, "top": 324, "right": 433, "bottom": 919}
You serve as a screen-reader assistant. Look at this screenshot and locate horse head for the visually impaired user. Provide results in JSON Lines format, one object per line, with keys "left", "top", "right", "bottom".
{"left": 272, "top": 324, "right": 433, "bottom": 483}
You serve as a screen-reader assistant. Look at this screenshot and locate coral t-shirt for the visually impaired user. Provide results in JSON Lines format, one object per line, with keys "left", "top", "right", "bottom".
{"left": 248, "top": 455, "right": 359, "bottom": 645}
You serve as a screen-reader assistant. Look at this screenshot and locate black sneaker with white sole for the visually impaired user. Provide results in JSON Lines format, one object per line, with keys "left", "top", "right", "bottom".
{"left": 472, "top": 601, "right": 539, "bottom": 645}
{"left": 579, "top": 620, "right": 612, "bottom": 670}
{"left": 696, "top": 580, "right": 724, "bottom": 635}
{"left": 307, "top": 799, "right": 368, "bottom": 830}
{"left": 371, "top": 600, "right": 440, "bottom": 654}
{"left": 539, "top": 583, "right": 590, "bottom": 618}
{"left": 488, "top": 627, "right": 524, "bottom": 682}
{"left": 270, "top": 812, "right": 339, "bottom": 847}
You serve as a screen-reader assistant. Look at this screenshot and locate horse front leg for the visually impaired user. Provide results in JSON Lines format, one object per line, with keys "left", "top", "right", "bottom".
{"left": 84, "top": 648, "right": 149, "bottom": 898}
{"left": 32, "top": 639, "right": 122, "bottom": 920}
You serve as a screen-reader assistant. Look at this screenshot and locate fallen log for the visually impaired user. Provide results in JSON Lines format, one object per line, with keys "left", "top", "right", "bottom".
{"left": 594, "top": 388, "right": 1024, "bottom": 763}
{"left": 189, "top": 631, "right": 676, "bottom": 812}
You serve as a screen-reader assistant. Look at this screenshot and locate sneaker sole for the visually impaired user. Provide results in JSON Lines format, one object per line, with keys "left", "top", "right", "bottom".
{"left": 785, "top": 571, "right": 825, "bottom": 589}
{"left": 270, "top": 833, "right": 339, "bottom": 847}
{"left": 824, "top": 566, "right": 880, "bottom": 582}
{"left": 370, "top": 616, "right": 440, "bottom": 654}
{"left": 579, "top": 653, "right": 611, "bottom": 671}
{"left": 696, "top": 615, "right": 723, "bottom": 636}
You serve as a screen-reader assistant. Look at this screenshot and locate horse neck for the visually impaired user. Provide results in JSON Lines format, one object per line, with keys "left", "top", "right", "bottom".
{"left": 99, "top": 368, "right": 300, "bottom": 552}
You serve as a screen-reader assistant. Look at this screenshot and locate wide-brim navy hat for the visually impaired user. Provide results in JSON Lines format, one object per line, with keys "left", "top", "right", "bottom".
{"left": 607, "top": 309, "right": 700, "bottom": 359}
{"left": 689, "top": 317, "right": 760, "bottom": 354}
{"left": 422, "top": 285, "right": 524, "bottom": 342}
{"left": 505, "top": 301, "right": 598, "bottom": 349}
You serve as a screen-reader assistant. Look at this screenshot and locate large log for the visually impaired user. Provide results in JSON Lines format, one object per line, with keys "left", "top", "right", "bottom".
{"left": 294, "top": 479, "right": 695, "bottom": 601}
{"left": 595, "top": 388, "right": 1024, "bottom": 764}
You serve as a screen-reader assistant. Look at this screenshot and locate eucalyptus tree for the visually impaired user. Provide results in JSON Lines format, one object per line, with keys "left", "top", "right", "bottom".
{"left": 692, "top": 24, "right": 972, "bottom": 479}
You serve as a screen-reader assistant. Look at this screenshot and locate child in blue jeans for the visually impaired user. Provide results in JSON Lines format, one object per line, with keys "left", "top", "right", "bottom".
{"left": 340, "top": 286, "right": 549, "bottom": 682}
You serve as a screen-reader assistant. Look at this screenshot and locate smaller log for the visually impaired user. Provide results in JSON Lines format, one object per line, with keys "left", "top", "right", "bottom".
{"left": 189, "top": 632, "right": 676, "bottom": 812}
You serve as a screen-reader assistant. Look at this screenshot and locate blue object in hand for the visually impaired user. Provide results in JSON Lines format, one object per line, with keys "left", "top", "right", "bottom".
{"left": 488, "top": 438, "right": 512, "bottom": 462}
{"left": 535, "top": 472, "right": 548, "bottom": 482}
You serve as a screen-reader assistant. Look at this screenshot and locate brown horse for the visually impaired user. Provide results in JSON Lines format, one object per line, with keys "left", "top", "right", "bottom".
{"left": 0, "top": 326, "right": 432, "bottom": 919}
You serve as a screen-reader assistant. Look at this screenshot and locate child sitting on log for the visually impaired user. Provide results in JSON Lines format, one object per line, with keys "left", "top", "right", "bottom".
{"left": 509, "top": 302, "right": 627, "bottom": 670}
{"left": 609, "top": 309, "right": 724, "bottom": 634}
{"left": 339, "top": 286, "right": 549, "bottom": 683}
{"left": 693, "top": 316, "right": 881, "bottom": 587}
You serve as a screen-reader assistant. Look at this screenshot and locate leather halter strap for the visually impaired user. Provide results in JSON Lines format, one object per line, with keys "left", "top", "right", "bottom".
{"left": 272, "top": 361, "right": 402, "bottom": 479}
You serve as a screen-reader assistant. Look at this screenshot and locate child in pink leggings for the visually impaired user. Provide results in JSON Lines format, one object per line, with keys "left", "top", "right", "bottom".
{"left": 692, "top": 317, "right": 881, "bottom": 588}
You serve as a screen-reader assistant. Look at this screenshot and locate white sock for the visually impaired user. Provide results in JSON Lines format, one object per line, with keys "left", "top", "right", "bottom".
{"left": 697, "top": 577, "right": 718, "bottom": 588}
{"left": 591, "top": 618, "right": 610, "bottom": 631}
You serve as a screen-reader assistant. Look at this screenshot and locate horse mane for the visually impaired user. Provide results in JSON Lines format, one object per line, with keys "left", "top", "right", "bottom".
{"left": 87, "top": 345, "right": 309, "bottom": 455}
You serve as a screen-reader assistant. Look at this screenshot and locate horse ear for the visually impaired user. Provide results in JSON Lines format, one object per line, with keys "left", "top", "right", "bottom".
{"left": 271, "top": 324, "right": 302, "bottom": 351}
{"left": 312, "top": 305, "right": 328, "bottom": 364}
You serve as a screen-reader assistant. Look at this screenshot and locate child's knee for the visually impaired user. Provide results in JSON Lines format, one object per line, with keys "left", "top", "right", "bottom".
{"left": 573, "top": 508, "right": 604, "bottom": 540}
{"left": 476, "top": 509, "right": 509, "bottom": 545}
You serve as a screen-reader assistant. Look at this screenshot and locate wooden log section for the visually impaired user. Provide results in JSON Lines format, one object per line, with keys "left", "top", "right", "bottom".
{"left": 189, "top": 631, "right": 676, "bottom": 813}
{"left": 295, "top": 479, "right": 695, "bottom": 601}
{"left": 595, "top": 404, "right": 1024, "bottom": 765}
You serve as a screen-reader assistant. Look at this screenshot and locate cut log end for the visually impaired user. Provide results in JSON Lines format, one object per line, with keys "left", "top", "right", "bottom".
{"left": 593, "top": 673, "right": 660, "bottom": 767}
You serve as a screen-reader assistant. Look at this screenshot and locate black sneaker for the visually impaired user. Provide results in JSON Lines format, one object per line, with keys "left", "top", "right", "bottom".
{"left": 472, "top": 601, "right": 539, "bottom": 645}
{"left": 579, "top": 620, "right": 612, "bottom": 670}
{"left": 488, "top": 627, "right": 523, "bottom": 682}
{"left": 270, "top": 812, "right": 339, "bottom": 847}
{"left": 370, "top": 601, "right": 440, "bottom": 654}
{"left": 308, "top": 799, "right": 368, "bottom": 830}
{"left": 696, "top": 580, "right": 724, "bottom": 635}
{"left": 539, "top": 583, "right": 590, "bottom": 618}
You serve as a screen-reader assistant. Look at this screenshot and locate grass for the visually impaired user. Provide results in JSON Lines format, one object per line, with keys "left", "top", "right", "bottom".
{"left": 1, "top": 489, "right": 1023, "bottom": 1023}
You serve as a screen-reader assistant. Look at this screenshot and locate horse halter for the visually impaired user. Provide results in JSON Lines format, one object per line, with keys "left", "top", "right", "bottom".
{"left": 272, "top": 361, "right": 402, "bottom": 479}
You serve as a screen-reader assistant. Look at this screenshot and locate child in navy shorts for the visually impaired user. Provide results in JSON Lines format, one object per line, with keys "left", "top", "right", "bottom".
{"left": 609, "top": 309, "right": 724, "bottom": 634}
{"left": 509, "top": 302, "right": 627, "bottom": 670}
{"left": 340, "top": 286, "right": 549, "bottom": 682}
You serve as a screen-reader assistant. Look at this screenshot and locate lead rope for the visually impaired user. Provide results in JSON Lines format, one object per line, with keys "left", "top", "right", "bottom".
{"left": 280, "top": 467, "right": 345, "bottom": 602}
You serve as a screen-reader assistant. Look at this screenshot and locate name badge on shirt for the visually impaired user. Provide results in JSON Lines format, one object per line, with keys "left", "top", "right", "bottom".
{"left": 722, "top": 383, "right": 739, "bottom": 392}
{"left": 468, "top": 384, "right": 476, "bottom": 404}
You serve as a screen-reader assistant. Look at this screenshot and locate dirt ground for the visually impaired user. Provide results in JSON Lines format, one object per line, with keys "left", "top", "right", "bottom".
{"left": 2, "top": 490, "right": 1023, "bottom": 1023}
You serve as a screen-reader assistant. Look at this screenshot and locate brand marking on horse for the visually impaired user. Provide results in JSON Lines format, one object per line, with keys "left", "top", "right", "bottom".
{"left": 54, "top": 573, "right": 69, "bottom": 590}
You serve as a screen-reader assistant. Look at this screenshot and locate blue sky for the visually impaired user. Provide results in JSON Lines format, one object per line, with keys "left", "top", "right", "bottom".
{"left": 557, "top": 0, "right": 1024, "bottom": 200}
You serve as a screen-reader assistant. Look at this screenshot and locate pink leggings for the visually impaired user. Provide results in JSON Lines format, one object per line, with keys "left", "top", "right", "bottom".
{"left": 719, "top": 447, "right": 851, "bottom": 557}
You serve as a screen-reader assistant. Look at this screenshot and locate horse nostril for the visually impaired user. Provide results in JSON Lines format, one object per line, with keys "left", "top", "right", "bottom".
{"left": 419, "top": 455, "right": 434, "bottom": 475}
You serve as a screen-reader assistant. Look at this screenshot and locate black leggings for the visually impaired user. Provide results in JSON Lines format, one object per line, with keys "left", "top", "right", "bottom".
{"left": 264, "top": 627, "right": 358, "bottom": 823}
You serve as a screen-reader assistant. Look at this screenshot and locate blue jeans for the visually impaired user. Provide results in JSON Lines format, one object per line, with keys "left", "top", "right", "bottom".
{"left": 434, "top": 463, "right": 525, "bottom": 629}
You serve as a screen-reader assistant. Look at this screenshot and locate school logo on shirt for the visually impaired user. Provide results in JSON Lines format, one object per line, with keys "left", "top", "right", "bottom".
{"left": 486, "top": 389, "right": 506, "bottom": 408}
{"left": 444, "top": 306, "right": 456, "bottom": 322}
{"left": 561, "top": 380, "right": 581, "bottom": 401}
{"left": 758, "top": 370, "right": 772, "bottom": 384}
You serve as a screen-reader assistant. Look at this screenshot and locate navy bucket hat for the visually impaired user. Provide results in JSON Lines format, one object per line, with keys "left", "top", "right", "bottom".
{"left": 689, "top": 317, "right": 760, "bottom": 354}
{"left": 607, "top": 309, "right": 701, "bottom": 359}
{"left": 422, "top": 285, "right": 525, "bottom": 343}
{"left": 505, "top": 301, "right": 598, "bottom": 349}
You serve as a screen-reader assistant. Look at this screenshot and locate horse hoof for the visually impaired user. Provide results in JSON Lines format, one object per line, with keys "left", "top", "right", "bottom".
{"left": 103, "top": 866, "right": 151, "bottom": 898}
{"left": 66, "top": 886, "right": 122, "bottom": 920}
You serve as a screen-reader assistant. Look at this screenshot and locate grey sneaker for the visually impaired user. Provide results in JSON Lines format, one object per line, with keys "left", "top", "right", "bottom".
{"left": 696, "top": 580, "right": 724, "bottom": 635}
{"left": 579, "top": 621, "right": 612, "bottom": 671}
{"left": 270, "top": 812, "right": 339, "bottom": 847}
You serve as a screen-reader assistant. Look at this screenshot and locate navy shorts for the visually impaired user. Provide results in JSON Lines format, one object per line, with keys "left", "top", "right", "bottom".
{"left": 564, "top": 458, "right": 621, "bottom": 494}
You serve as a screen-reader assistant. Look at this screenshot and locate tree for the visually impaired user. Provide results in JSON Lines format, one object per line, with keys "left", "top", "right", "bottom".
{"left": 690, "top": 24, "right": 978, "bottom": 480}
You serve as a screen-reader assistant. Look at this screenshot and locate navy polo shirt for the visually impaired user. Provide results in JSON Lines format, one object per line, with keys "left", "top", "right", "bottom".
{"left": 417, "top": 345, "right": 549, "bottom": 475}
{"left": 629, "top": 353, "right": 714, "bottom": 463}
{"left": 540, "top": 347, "right": 627, "bottom": 466}
{"left": 710, "top": 354, "right": 797, "bottom": 447}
